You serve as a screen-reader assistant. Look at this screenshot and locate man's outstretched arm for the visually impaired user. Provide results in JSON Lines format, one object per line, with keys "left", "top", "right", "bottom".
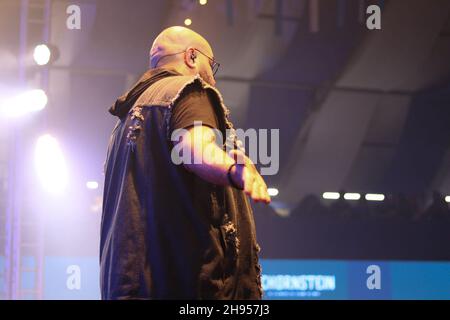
{"left": 174, "top": 125, "right": 271, "bottom": 204}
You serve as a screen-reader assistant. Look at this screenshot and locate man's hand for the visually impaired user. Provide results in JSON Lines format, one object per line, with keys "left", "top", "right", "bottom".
{"left": 228, "top": 149, "right": 271, "bottom": 204}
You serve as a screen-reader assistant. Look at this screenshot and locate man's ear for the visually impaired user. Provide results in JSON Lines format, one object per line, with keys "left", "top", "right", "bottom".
{"left": 184, "top": 47, "right": 197, "bottom": 69}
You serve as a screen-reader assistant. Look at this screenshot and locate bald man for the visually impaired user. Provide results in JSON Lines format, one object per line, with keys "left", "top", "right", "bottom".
{"left": 100, "top": 26, "right": 270, "bottom": 300}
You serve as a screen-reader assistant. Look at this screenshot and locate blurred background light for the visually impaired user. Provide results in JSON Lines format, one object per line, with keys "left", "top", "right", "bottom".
{"left": 322, "top": 192, "right": 340, "bottom": 200}
{"left": 33, "top": 44, "right": 51, "bottom": 66}
{"left": 34, "top": 134, "right": 68, "bottom": 194}
{"left": 0, "top": 89, "right": 47, "bottom": 118}
{"left": 86, "top": 181, "right": 99, "bottom": 190}
{"left": 343, "top": 193, "right": 361, "bottom": 200}
{"left": 268, "top": 187, "right": 279, "bottom": 197}
{"left": 365, "top": 193, "right": 385, "bottom": 201}
{"left": 184, "top": 18, "right": 192, "bottom": 26}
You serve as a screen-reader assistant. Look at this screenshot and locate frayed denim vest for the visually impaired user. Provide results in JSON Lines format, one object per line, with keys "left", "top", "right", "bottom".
{"left": 101, "top": 70, "right": 262, "bottom": 300}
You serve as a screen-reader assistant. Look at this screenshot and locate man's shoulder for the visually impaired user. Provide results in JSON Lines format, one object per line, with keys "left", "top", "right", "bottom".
{"left": 135, "top": 74, "right": 214, "bottom": 108}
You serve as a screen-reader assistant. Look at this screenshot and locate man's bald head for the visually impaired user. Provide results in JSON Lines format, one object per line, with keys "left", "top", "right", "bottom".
{"left": 149, "top": 26, "right": 216, "bottom": 86}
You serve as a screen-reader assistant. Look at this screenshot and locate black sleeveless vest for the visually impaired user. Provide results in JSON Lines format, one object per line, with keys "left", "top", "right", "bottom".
{"left": 100, "top": 67, "right": 262, "bottom": 299}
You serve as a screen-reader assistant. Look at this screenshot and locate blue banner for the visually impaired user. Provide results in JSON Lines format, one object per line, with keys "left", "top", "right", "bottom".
{"left": 1, "top": 256, "right": 449, "bottom": 299}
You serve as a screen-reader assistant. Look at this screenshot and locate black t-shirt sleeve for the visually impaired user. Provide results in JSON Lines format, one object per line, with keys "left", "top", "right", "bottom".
{"left": 170, "top": 86, "right": 219, "bottom": 133}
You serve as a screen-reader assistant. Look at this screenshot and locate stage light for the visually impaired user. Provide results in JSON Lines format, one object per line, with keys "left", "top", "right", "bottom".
{"left": 33, "top": 44, "right": 52, "bottom": 66}
{"left": 445, "top": 196, "right": 450, "bottom": 203}
{"left": 86, "top": 181, "right": 99, "bottom": 190}
{"left": 0, "top": 89, "right": 47, "bottom": 118}
{"left": 322, "top": 192, "right": 340, "bottom": 200}
{"left": 268, "top": 188, "right": 279, "bottom": 197}
{"left": 35, "top": 134, "right": 68, "bottom": 194}
{"left": 344, "top": 193, "right": 361, "bottom": 200}
{"left": 199, "top": 0, "right": 208, "bottom": 5}
{"left": 365, "top": 193, "right": 385, "bottom": 201}
{"left": 184, "top": 18, "right": 192, "bottom": 26}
